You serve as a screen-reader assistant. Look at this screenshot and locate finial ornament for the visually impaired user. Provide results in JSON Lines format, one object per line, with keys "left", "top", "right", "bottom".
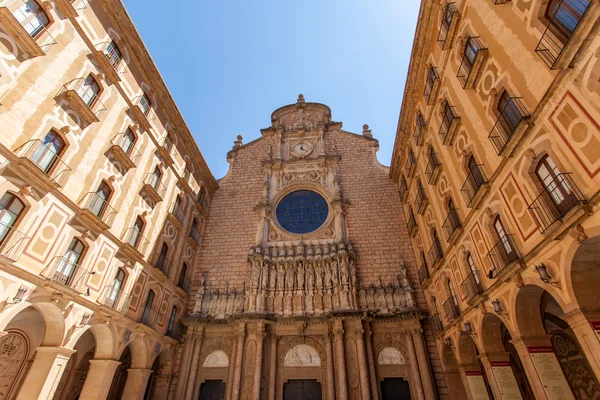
{"left": 297, "top": 94, "right": 305, "bottom": 103}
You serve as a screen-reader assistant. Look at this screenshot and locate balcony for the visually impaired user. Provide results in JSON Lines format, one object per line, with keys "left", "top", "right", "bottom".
{"left": 167, "top": 202, "right": 185, "bottom": 228}
{"left": 423, "top": 67, "right": 440, "bottom": 105}
{"left": 167, "top": 322, "right": 183, "bottom": 341}
{"left": 177, "top": 275, "right": 192, "bottom": 295}
{"left": 429, "top": 313, "right": 443, "bottom": 335}
{"left": 189, "top": 227, "right": 202, "bottom": 247}
{"left": 418, "top": 262, "right": 429, "bottom": 285}
{"left": 442, "top": 208, "right": 462, "bottom": 244}
{"left": 428, "top": 239, "right": 444, "bottom": 269}
{"left": 413, "top": 114, "right": 426, "bottom": 146}
{"left": 437, "top": 3, "right": 459, "bottom": 50}
{"left": 487, "top": 235, "right": 520, "bottom": 278}
{"left": 457, "top": 37, "right": 488, "bottom": 89}
{"left": 14, "top": 139, "right": 72, "bottom": 187}
{"left": 443, "top": 296, "right": 460, "bottom": 322}
{"left": 490, "top": 0, "right": 508, "bottom": 3}
{"left": 461, "top": 164, "right": 489, "bottom": 209}
{"left": 399, "top": 176, "right": 409, "bottom": 203}
{"left": 140, "top": 174, "right": 167, "bottom": 204}
{"left": 55, "top": 79, "right": 107, "bottom": 127}
{"left": 407, "top": 208, "right": 418, "bottom": 238}
{"left": 78, "top": 192, "right": 117, "bottom": 230}
{"left": 404, "top": 149, "right": 416, "bottom": 178}
{"left": 488, "top": 97, "right": 530, "bottom": 156}
{"left": 461, "top": 272, "right": 484, "bottom": 302}
{"left": 0, "top": 220, "right": 30, "bottom": 261}
{"left": 130, "top": 96, "right": 156, "bottom": 132}
{"left": 0, "top": 1, "right": 56, "bottom": 59}
{"left": 40, "top": 256, "right": 92, "bottom": 294}
{"left": 528, "top": 173, "right": 586, "bottom": 233}
{"left": 415, "top": 184, "right": 429, "bottom": 215}
{"left": 98, "top": 285, "right": 131, "bottom": 314}
{"left": 54, "top": 0, "right": 87, "bottom": 18}
{"left": 107, "top": 133, "right": 141, "bottom": 171}
{"left": 154, "top": 256, "right": 173, "bottom": 278}
{"left": 157, "top": 136, "right": 175, "bottom": 165}
{"left": 438, "top": 104, "right": 461, "bottom": 146}
{"left": 139, "top": 308, "right": 159, "bottom": 329}
{"left": 91, "top": 43, "right": 126, "bottom": 84}
{"left": 121, "top": 228, "right": 150, "bottom": 258}
{"left": 535, "top": 0, "right": 591, "bottom": 69}
{"left": 425, "top": 150, "right": 442, "bottom": 185}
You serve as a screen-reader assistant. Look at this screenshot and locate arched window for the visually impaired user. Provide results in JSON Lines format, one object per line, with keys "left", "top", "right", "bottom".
{"left": 432, "top": 228, "right": 443, "bottom": 257}
{"left": 141, "top": 290, "right": 155, "bottom": 324}
{"left": 497, "top": 90, "right": 521, "bottom": 133}
{"left": 129, "top": 216, "right": 145, "bottom": 247}
{"left": 467, "top": 156, "right": 485, "bottom": 187}
{"left": 155, "top": 243, "right": 169, "bottom": 272}
{"left": 178, "top": 263, "right": 188, "bottom": 289}
{"left": 0, "top": 193, "right": 26, "bottom": 245}
{"left": 77, "top": 75, "right": 101, "bottom": 107}
{"left": 56, "top": 238, "right": 85, "bottom": 284}
{"left": 105, "top": 41, "right": 122, "bottom": 68}
{"left": 119, "top": 128, "right": 136, "bottom": 155}
{"left": 174, "top": 195, "right": 182, "bottom": 215}
{"left": 466, "top": 253, "right": 482, "bottom": 287}
{"left": 89, "top": 181, "right": 112, "bottom": 217}
{"left": 535, "top": 155, "right": 577, "bottom": 215}
{"left": 139, "top": 94, "right": 151, "bottom": 116}
{"left": 31, "top": 130, "right": 65, "bottom": 173}
{"left": 15, "top": 0, "right": 50, "bottom": 37}
{"left": 446, "top": 279, "right": 460, "bottom": 319}
{"left": 150, "top": 167, "right": 162, "bottom": 189}
{"left": 546, "top": 0, "right": 590, "bottom": 37}
{"left": 494, "top": 216, "right": 515, "bottom": 257}
{"left": 167, "top": 306, "right": 177, "bottom": 335}
{"left": 107, "top": 268, "right": 126, "bottom": 307}
{"left": 464, "top": 36, "right": 479, "bottom": 66}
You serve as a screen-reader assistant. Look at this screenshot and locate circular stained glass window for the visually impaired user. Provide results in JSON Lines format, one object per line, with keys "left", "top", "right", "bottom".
{"left": 276, "top": 190, "right": 329, "bottom": 234}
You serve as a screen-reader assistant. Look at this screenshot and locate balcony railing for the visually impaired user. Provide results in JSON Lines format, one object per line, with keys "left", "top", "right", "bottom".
{"left": 407, "top": 208, "right": 418, "bottom": 237}
{"left": 461, "top": 164, "right": 488, "bottom": 207}
{"left": 418, "top": 262, "right": 429, "bottom": 285}
{"left": 98, "top": 285, "right": 131, "bottom": 314}
{"left": 424, "top": 67, "right": 440, "bottom": 104}
{"left": 40, "top": 256, "right": 91, "bottom": 293}
{"left": 142, "top": 174, "right": 167, "bottom": 201}
{"left": 0, "top": 220, "right": 30, "bottom": 261}
{"left": 399, "top": 176, "right": 409, "bottom": 202}
{"left": 457, "top": 37, "right": 487, "bottom": 88}
{"left": 79, "top": 192, "right": 117, "bottom": 227}
{"left": 487, "top": 235, "right": 520, "bottom": 278}
{"left": 437, "top": 3, "right": 458, "bottom": 50}
{"left": 428, "top": 239, "right": 444, "bottom": 267}
{"left": 56, "top": 78, "right": 107, "bottom": 125}
{"left": 438, "top": 105, "right": 459, "bottom": 145}
{"left": 14, "top": 139, "right": 72, "bottom": 186}
{"left": 535, "top": 0, "right": 590, "bottom": 69}
{"left": 178, "top": 275, "right": 192, "bottom": 294}
{"left": 415, "top": 184, "right": 429, "bottom": 215}
{"left": 122, "top": 228, "right": 150, "bottom": 256}
{"left": 405, "top": 149, "right": 416, "bottom": 177}
{"left": 139, "top": 308, "right": 159, "bottom": 329}
{"left": 168, "top": 202, "right": 185, "bottom": 226}
{"left": 488, "top": 97, "right": 530, "bottom": 155}
{"left": 413, "top": 114, "right": 426, "bottom": 146}
{"left": 461, "top": 272, "right": 484, "bottom": 302}
{"left": 54, "top": 0, "right": 88, "bottom": 18}
{"left": 189, "top": 228, "right": 202, "bottom": 246}
{"left": 443, "top": 296, "right": 460, "bottom": 321}
{"left": 167, "top": 322, "right": 183, "bottom": 341}
{"left": 425, "top": 151, "right": 442, "bottom": 184}
{"left": 429, "top": 313, "right": 443, "bottom": 335}
{"left": 154, "top": 256, "right": 173, "bottom": 278}
{"left": 0, "top": 1, "right": 57, "bottom": 58}
{"left": 528, "top": 173, "right": 586, "bottom": 233}
{"left": 131, "top": 96, "right": 156, "bottom": 132}
{"left": 490, "top": 0, "right": 508, "bottom": 3}
{"left": 442, "top": 209, "right": 461, "bottom": 243}
{"left": 109, "top": 133, "right": 142, "bottom": 168}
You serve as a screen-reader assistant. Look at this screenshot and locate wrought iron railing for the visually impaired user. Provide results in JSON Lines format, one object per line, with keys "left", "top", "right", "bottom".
{"left": 442, "top": 209, "right": 461, "bottom": 242}
{"left": 407, "top": 208, "right": 417, "bottom": 235}
{"left": 429, "top": 313, "right": 443, "bottom": 335}
{"left": 487, "top": 235, "right": 520, "bottom": 278}
{"left": 488, "top": 97, "right": 530, "bottom": 155}
{"left": 399, "top": 177, "right": 409, "bottom": 202}
{"left": 190, "top": 227, "right": 202, "bottom": 246}
{"left": 40, "top": 256, "right": 91, "bottom": 293}
{"left": 443, "top": 296, "right": 460, "bottom": 321}
{"left": 14, "top": 139, "right": 72, "bottom": 186}
{"left": 7, "top": 0, "right": 57, "bottom": 49}
{"left": 415, "top": 184, "right": 428, "bottom": 214}
{"left": 110, "top": 133, "right": 142, "bottom": 165}
{"left": 0, "top": 219, "right": 30, "bottom": 261}
{"left": 424, "top": 67, "right": 439, "bottom": 104}
{"left": 461, "top": 271, "right": 484, "bottom": 301}
{"left": 528, "top": 173, "right": 585, "bottom": 233}
{"left": 154, "top": 256, "right": 173, "bottom": 278}
{"left": 461, "top": 164, "right": 488, "bottom": 207}
{"left": 58, "top": 78, "right": 107, "bottom": 115}
{"left": 139, "top": 308, "right": 159, "bottom": 329}
{"left": 404, "top": 148, "right": 416, "bottom": 177}
{"left": 428, "top": 238, "right": 444, "bottom": 267}
{"left": 413, "top": 114, "right": 426, "bottom": 146}
{"left": 133, "top": 95, "right": 156, "bottom": 120}
{"left": 437, "top": 3, "right": 458, "bottom": 49}
{"left": 418, "top": 262, "right": 429, "bottom": 285}
{"left": 122, "top": 228, "right": 150, "bottom": 256}
{"left": 425, "top": 150, "right": 442, "bottom": 184}
{"left": 167, "top": 322, "right": 183, "bottom": 341}
{"left": 456, "top": 37, "right": 486, "bottom": 88}
{"left": 178, "top": 275, "right": 192, "bottom": 295}
{"left": 168, "top": 202, "right": 185, "bottom": 225}
{"left": 79, "top": 192, "right": 117, "bottom": 227}
{"left": 438, "top": 105, "right": 459, "bottom": 145}
{"left": 143, "top": 174, "right": 167, "bottom": 199}
{"left": 98, "top": 285, "right": 131, "bottom": 314}
{"left": 161, "top": 136, "right": 174, "bottom": 157}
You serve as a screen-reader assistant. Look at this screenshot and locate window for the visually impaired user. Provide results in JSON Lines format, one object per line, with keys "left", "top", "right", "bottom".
{"left": 442, "top": 3, "right": 454, "bottom": 28}
{"left": 77, "top": 75, "right": 101, "bottom": 107}
{"left": 494, "top": 216, "right": 515, "bottom": 256}
{"left": 178, "top": 263, "right": 188, "bottom": 288}
{"left": 546, "top": 0, "right": 589, "bottom": 36}
{"left": 0, "top": 193, "right": 25, "bottom": 245}
{"left": 89, "top": 181, "right": 112, "bottom": 217}
{"left": 141, "top": 290, "right": 155, "bottom": 324}
{"left": 107, "top": 268, "right": 126, "bottom": 306}
{"left": 15, "top": 0, "right": 49, "bottom": 37}
{"left": 156, "top": 243, "right": 169, "bottom": 270}
{"left": 466, "top": 253, "right": 481, "bottom": 286}
{"left": 31, "top": 130, "right": 65, "bottom": 173}
{"left": 129, "top": 216, "right": 145, "bottom": 247}
{"left": 167, "top": 306, "right": 177, "bottom": 335}
{"left": 55, "top": 238, "right": 85, "bottom": 284}
{"left": 467, "top": 156, "right": 485, "bottom": 187}
{"left": 105, "top": 41, "right": 122, "bottom": 68}
{"left": 497, "top": 91, "right": 521, "bottom": 133}
{"left": 433, "top": 229, "right": 442, "bottom": 255}
{"left": 190, "top": 218, "right": 197, "bottom": 236}
{"left": 276, "top": 190, "right": 329, "bottom": 234}
{"left": 447, "top": 280, "right": 458, "bottom": 306}
{"left": 139, "top": 94, "right": 151, "bottom": 116}
{"left": 464, "top": 37, "right": 479, "bottom": 66}
{"left": 119, "top": 128, "right": 136, "bottom": 155}
{"left": 535, "top": 155, "right": 577, "bottom": 214}
{"left": 150, "top": 167, "right": 162, "bottom": 190}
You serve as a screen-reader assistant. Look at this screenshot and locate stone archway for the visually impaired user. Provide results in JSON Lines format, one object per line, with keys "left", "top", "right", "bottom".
{"left": 52, "top": 329, "right": 96, "bottom": 400}
{"left": 440, "top": 343, "right": 467, "bottom": 400}
{"left": 107, "top": 345, "right": 132, "bottom": 400}
{"left": 144, "top": 350, "right": 173, "bottom": 400}
{"left": 278, "top": 338, "right": 327, "bottom": 400}
{"left": 457, "top": 333, "right": 492, "bottom": 400}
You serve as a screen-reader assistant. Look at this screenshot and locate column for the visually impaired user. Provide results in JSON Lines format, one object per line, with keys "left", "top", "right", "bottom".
{"left": 79, "top": 359, "right": 121, "bottom": 399}
{"left": 231, "top": 323, "right": 246, "bottom": 400}
{"left": 354, "top": 327, "right": 371, "bottom": 400}
{"left": 412, "top": 329, "right": 436, "bottom": 400}
{"left": 325, "top": 334, "right": 336, "bottom": 400}
{"left": 457, "top": 364, "right": 485, "bottom": 400}
{"left": 364, "top": 323, "right": 379, "bottom": 400}
{"left": 406, "top": 333, "right": 425, "bottom": 400}
{"left": 185, "top": 326, "right": 204, "bottom": 400}
{"left": 120, "top": 368, "right": 153, "bottom": 400}
{"left": 333, "top": 320, "right": 348, "bottom": 400}
{"left": 510, "top": 336, "right": 550, "bottom": 400}
{"left": 477, "top": 353, "right": 503, "bottom": 400}
{"left": 252, "top": 323, "right": 265, "bottom": 400}
{"left": 16, "top": 346, "right": 75, "bottom": 400}
{"left": 226, "top": 333, "right": 238, "bottom": 400}
{"left": 563, "top": 309, "right": 600, "bottom": 380}
{"left": 268, "top": 334, "right": 277, "bottom": 400}
{"left": 175, "top": 330, "right": 197, "bottom": 399}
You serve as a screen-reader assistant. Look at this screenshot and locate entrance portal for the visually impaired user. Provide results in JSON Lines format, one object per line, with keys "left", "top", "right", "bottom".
{"left": 198, "top": 380, "right": 225, "bottom": 400}
{"left": 283, "top": 379, "right": 322, "bottom": 400}
{"left": 381, "top": 378, "right": 412, "bottom": 399}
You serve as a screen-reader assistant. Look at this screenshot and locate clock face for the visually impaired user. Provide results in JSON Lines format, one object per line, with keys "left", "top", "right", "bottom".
{"left": 290, "top": 142, "right": 313, "bottom": 158}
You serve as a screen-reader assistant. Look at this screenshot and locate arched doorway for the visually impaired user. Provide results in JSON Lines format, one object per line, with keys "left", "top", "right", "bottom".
{"left": 440, "top": 343, "right": 468, "bottom": 400}
{"left": 107, "top": 345, "right": 132, "bottom": 400}
{"left": 457, "top": 333, "right": 493, "bottom": 399}
{"left": 144, "top": 350, "right": 172, "bottom": 400}
{"left": 279, "top": 341, "right": 326, "bottom": 400}
{"left": 53, "top": 329, "right": 96, "bottom": 400}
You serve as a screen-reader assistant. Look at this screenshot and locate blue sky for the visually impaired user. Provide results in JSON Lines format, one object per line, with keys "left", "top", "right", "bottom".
{"left": 122, "top": 1, "right": 421, "bottom": 179}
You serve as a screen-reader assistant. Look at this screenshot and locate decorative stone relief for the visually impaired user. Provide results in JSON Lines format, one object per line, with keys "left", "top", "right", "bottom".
{"left": 283, "top": 344, "right": 321, "bottom": 367}
{"left": 378, "top": 347, "right": 406, "bottom": 365}
{"left": 203, "top": 350, "right": 229, "bottom": 368}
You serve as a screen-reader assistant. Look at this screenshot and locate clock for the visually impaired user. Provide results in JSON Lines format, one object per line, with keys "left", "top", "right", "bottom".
{"left": 290, "top": 141, "right": 314, "bottom": 158}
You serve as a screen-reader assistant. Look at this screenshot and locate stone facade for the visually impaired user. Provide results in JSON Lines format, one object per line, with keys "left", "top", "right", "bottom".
{"left": 390, "top": 0, "right": 600, "bottom": 399}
